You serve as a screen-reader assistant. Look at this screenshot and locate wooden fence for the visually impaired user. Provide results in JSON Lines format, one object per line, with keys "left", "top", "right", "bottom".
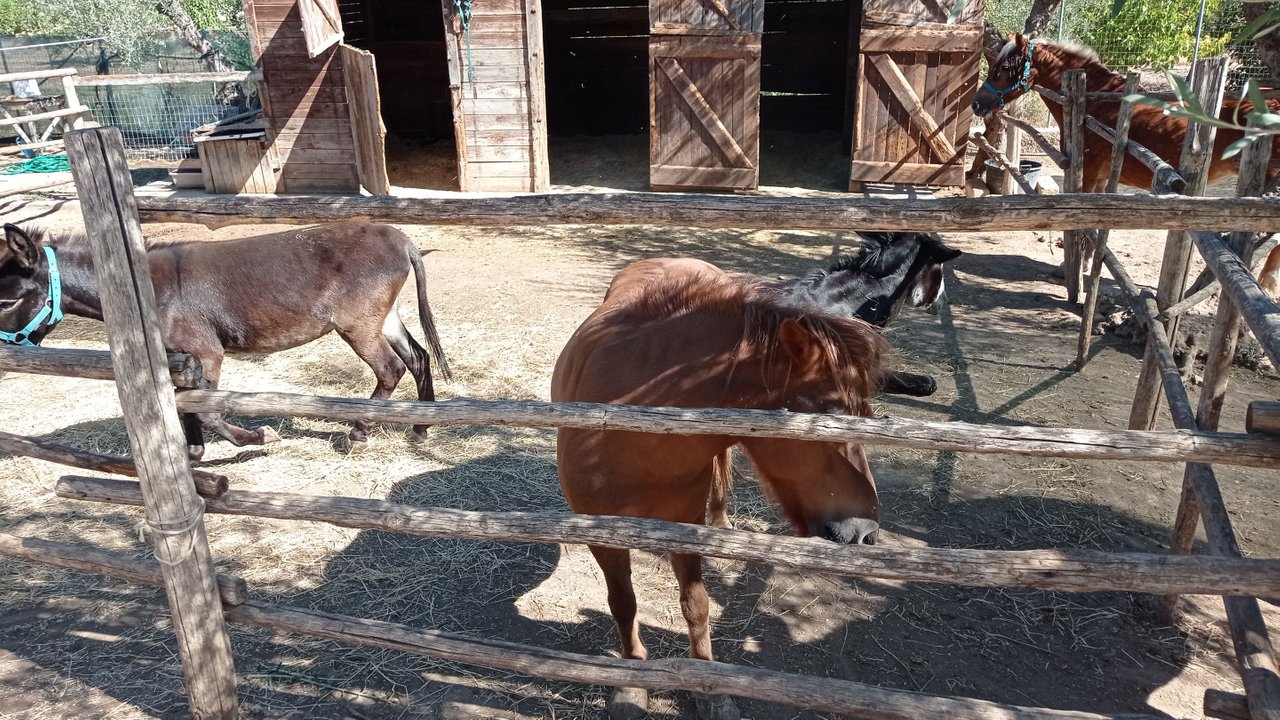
{"left": 0, "top": 124, "right": 1277, "bottom": 720}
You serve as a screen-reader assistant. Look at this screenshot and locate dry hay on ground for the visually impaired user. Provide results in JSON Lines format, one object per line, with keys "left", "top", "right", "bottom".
{"left": 1, "top": 202, "right": 1278, "bottom": 720}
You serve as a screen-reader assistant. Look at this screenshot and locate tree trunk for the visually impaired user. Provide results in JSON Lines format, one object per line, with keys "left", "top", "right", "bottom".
{"left": 154, "top": 0, "right": 238, "bottom": 73}
{"left": 1022, "top": 0, "right": 1064, "bottom": 38}
{"left": 1243, "top": 2, "right": 1280, "bottom": 84}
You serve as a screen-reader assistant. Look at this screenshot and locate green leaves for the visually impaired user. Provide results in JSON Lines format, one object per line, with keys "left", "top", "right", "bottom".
{"left": 1126, "top": 76, "right": 1280, "bottom": 159}
{"left": 1237, "top": 4, "right": 1280, "bottom": 42}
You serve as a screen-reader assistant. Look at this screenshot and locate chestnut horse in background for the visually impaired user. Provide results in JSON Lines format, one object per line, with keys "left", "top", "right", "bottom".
{"left": 552, "top": 258, "right": 885, "bottom": 720}
{"left": 973, "top": 33, "right": 1280, "bottom": 192}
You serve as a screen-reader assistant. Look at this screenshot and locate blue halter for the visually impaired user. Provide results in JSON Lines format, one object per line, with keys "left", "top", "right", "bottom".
{"left": 0, "top": 245, "right": 64, "bottom": 346}
{"left": 982, "top": 39, "right": 1035, "bottom": 108}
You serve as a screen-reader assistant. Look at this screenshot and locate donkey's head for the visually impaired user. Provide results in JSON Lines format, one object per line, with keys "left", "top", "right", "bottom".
{"left": 0, "top": 224, "right": 62, "bottom": 347}
{"left": 838, "top": 231, "right": 963, "bottom": 325}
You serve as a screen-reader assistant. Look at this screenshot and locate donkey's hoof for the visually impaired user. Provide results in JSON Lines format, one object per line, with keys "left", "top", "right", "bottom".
{"left": 257, "top": 426, "right": 281, "bottom": 445}
{"left": 694, "top": 694, "right": 740, "bottom": 720}
{"left": 344, "top": 435, "right": 369, "bottom": 454}
{"left": 187, "top": 445, "right": 206, "bottom": 462}
{"left": 407, "top": 425, "right": 429, "bottom": 442}
{"left": 606, "top": 687, "right": 649, "bottom": 720}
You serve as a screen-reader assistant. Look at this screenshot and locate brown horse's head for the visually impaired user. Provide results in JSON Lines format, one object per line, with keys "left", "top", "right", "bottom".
{"left": 739, "top": 313, "right": 885, "bottom": 545}
{"left": 0, "top": 224, "right": 61, "bottom": 347}
{"left": 973, "top": 33, "right": 1038, "bottom": 117}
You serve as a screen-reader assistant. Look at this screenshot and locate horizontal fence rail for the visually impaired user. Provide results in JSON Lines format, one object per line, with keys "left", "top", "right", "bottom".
{"left": 171, "top": 389, "right": 1280, "bottom": 468}
{"left": 1193, "top": 230, "right": 1280, "bottom": 373}
{"left": 0, "top": 531, "right": 1166, "bottom": 720}
{"left": 56, "top": 476, "right": 1280, "bottom": 598}
{"left": 0, "top": 346, "right": 201, "bottom": 387}
{"left": 132, "top": 192, "right": 1280, "bottom": 232}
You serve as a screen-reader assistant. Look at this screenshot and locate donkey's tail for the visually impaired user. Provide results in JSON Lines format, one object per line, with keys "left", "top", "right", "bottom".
{"left": 707, "top": 448, "right": 734, "bottom": 529}
{"left": 408, "top": 245, "right": 453, "bottom": 380}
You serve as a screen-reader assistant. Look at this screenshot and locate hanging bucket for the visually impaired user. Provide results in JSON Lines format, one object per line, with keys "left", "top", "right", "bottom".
{"left": 985, "top": 158, "right": 1043, "bottom": 194}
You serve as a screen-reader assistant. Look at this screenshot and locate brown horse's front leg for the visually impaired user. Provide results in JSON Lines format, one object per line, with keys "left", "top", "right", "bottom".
{"left": 588, "top": 545, "right": 651, "bottom": 720}
{"left": 670, "top": 552, "right": 740, "bottom": 720}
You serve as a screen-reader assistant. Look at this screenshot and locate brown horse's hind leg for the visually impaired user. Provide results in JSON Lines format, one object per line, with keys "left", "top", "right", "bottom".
{"left": 589, "top": 545, "right": 651, "bottom": 720}
{"left": 384, "top": 316, "right": 436, "bottom": 440}
{"left": 189, "top": 351, "right": 280, "bottom": 451}
{"left": 340, "top": 328, "right": 408, "bottom": 447}
{"left": 670, "top": 552, "right": 740, "bottom": 720}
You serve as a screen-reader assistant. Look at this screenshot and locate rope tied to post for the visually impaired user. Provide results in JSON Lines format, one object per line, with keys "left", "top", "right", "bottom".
{"left": 452, "top": 0, "right": 475, "bottom": 85}
{"left": 137, "top": 496, "right": 206, "bottom": 566}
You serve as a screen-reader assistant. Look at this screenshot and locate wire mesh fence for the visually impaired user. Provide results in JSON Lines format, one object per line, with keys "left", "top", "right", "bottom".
{"left": 0, "top": 34, "right": 260, "bottom": 166}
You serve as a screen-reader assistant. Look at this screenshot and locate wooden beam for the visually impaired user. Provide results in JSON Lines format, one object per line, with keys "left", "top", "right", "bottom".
{"left": 0, "top": 430, "right": 227, "bottom": 498}
{"left": 0, "top": 105, "right": 90, "bottom": 129}
{"left": 64, "top": 127, "right": 239, "bottom": 720}
{"left": 1060, "top": 69, "right": 1087, "bottom": 303}
{"left": 1247, "top": 401, "right": 1280, "bottom": 435}
{"left": 0, "top": 533, "right": 246, "bottom": 605}
{"left": 132, "top": 192, "right": 1280, "bottom": 232}
{"left": 999, "top": 113, "right": 1068, "bottom": 169}
{"left": 0, "top": 67, "right": 76, "bottom": 83}
{"left": 73, "top": 71, "right": 259, "bottom": 86}
{"left": 1194, "top": 230, "right": 1280, "bottom": 373}
{"left": 1078, "top": 73, "right": 1140, "bottom": 370}
{"left": 56, "top": 476, "right": 1280, "bottom": 599}
{"left": 225, "top": 599, "right": 1168, "bottom": 720}
{"left": 1083, "top": 116, "right": 1186, "bottom": 194}
{"left": 1130, "top": 58, "right": 1228, "bottom": 432}
{"left": 0, "top": 346, "right": 202, "bottom": 388}
{"left": 164, "top": 389, "right": 1280, "bottom": 468}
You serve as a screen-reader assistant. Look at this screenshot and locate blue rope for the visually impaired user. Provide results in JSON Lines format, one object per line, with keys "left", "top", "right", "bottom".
{"left": 453, "top": 0, "right": 475, "bottom": 84}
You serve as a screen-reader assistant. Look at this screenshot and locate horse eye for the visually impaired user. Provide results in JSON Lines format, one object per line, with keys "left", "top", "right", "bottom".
{"left": 0, "top": 299, "right": 17, "bottom": 312}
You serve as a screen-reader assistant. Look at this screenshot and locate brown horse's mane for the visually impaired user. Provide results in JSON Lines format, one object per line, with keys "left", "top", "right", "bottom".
{"left": 626, "top": 271, "right": 886, "bottom": 414}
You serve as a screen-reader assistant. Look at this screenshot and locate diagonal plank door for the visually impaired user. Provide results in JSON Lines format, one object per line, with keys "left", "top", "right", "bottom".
{"left": 849, "top": 23, "right": 981, "bottom": 190}
{"left": 649, "top": 0, "right": 763, "bottom": 192}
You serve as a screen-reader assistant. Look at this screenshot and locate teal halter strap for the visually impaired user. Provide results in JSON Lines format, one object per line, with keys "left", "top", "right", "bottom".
{"left": 982, "top": 39, "right": 1035, "bottom": 108}
{"left": 0, "top": 245, "right": 64, "bottom": 346}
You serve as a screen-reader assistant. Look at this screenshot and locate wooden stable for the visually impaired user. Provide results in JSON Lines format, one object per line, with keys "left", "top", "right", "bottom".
{"left": 234, "top": 0, "right": 983, "bottom": 195}
{"left": 849, "top": 0, "right": 985, "bottom": 190}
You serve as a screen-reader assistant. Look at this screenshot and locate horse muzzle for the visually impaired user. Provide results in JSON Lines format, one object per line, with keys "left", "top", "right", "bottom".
{"left": 972, "top": 96, "right": 996, "bottom": 118}
{"left": 818, "top": 517, "right": 880, "bottom": 545}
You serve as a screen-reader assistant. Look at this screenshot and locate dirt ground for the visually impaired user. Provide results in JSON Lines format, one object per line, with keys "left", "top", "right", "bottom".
{"left": 1, "top": 154, "right": 1279, "bottom": 720}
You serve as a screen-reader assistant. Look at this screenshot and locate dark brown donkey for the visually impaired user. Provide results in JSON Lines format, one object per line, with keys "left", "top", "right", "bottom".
{"left": 0, "top": 222, "right": 450, "bottom": 457}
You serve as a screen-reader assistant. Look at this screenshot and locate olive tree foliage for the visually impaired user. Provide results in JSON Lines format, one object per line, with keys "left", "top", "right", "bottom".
{"left": 0, "top": 0, "right": 249, "bottom": 70}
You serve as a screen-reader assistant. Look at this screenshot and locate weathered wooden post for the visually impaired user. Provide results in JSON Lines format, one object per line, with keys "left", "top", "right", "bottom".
{"left": 1128, "top": 57, "right": 1228, "bottom": 430}
{"left": 1060, "top": 69, "right": 1086, "bottom": 303}
{"left": 1076, "top": 72, "right": 1139, "bottom": 368}
{"left": 63, "top": 126, "right": 239, "bottom": 719}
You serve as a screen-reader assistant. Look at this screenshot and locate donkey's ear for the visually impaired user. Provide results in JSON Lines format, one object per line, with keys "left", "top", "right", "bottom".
{"left": 937, "top": 245, "right": 963, "bottom": 262}
{"left": 2, "top": 224, "right": 39, "bottom": 268}
{"left": 779, "top": 318, "right": 824, "bottom": 371}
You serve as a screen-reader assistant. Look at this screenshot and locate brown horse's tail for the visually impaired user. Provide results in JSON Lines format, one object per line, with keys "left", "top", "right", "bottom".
{"left": 408, "top": 245, "right": 453, "bottom": 380}
{"left": 708, "top": 448, "right": 733, "bottom": 528}
{"left": 1260, "top": 244, "right": 1280, "bottom": 302}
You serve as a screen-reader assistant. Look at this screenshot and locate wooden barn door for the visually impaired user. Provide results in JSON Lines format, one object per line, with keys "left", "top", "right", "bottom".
{"left": 649, "top": 0, "right": 763, "bottom": 192}
{"left": 849, "top": 0, "right": 985, "bottom": 190}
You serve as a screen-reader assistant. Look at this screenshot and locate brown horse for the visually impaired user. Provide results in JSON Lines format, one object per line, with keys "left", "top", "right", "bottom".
{"left": 0, "top": 222, "right": 450, "bottom": 457}
{"left": 973, "top": 34, "right": 1280, "bottom": 192}
{"left": 552, "top": 258, "right": 885, "bottom": 720}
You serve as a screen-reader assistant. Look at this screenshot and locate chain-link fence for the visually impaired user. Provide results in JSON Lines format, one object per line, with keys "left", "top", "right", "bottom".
{"left": 0, "top": 34, "right": 259, "bottom": 166}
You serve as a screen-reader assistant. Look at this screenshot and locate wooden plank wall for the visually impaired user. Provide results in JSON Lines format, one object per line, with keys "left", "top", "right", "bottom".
{"left": 543, "top": 0, "right": 850, "bottom": 136}
{"left": 444, "top": 0, "right": 547, "bottom": 192}
{"left": 246, "top": 0, "right": 360, "bottom": 193}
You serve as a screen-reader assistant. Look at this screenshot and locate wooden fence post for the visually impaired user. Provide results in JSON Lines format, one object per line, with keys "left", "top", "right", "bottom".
{"left": 1060, "top": 69, "right": 1087, "bottom": 303}
{"left": 1001, "top": 123, "right": 1022, "bottom": 196}
{"left": 1077, "top": 72, "right": 1139, "bottom": 368}
{"left": 64, "top": 127, "right": 239, "bottom": 720}
{"left": 1128, "top": 57, "right": 1228, "bottom": 430}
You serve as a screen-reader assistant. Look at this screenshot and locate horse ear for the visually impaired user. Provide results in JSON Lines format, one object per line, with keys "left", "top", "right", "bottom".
{"left": 779, "top": 318, "right": 824, "bottom": 371}
{"left": 937, "top": 245, "right": 963, "bottom": 262}
{"left": 2, "top": 224, "right": 39, "bottom": 268}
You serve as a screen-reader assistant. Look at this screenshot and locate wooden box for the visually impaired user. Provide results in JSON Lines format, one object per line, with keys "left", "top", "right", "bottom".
{"left": 193, "top": 126, "right": 278, "bottom": 194}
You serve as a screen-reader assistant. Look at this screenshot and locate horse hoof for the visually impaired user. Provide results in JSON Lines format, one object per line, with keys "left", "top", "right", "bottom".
{"left": 345, "top": 436, "right": 368, "bottom": 454}
{"left": 606, "top": 687, "right": 649, "bottom": 720}
{"left": 709, "top": 513, "right": 732, "bottom": 529}
{"left": 695, "top": 693, "right": 740, "bottom": 720}
{"left": 407, "top": 426, "right": 429, "bottom": 442}
{"left": 257, "top": 426, "right": 281, "bottom": 445}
